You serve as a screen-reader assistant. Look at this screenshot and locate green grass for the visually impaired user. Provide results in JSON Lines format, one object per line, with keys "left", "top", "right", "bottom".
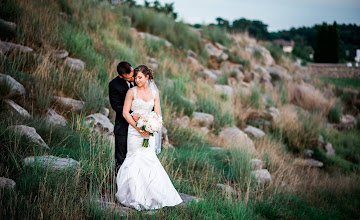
{"left": 319, "top": 77, "right": 360, "bottom": 90}
{"left": 201, "top": 25, "right": 231, "bottom": 47}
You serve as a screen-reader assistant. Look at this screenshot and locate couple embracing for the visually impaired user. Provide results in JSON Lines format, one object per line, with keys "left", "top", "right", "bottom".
{"left": 109, "top": 61, "right": 182, "bottom": 211}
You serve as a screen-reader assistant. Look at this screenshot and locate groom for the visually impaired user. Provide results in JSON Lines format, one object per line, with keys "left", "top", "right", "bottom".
{"left": 109, "top": 61, "right": 137, "bottom": 172}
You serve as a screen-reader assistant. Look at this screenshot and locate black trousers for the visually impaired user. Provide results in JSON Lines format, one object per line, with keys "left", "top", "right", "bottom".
{"left": 115, "top": 134, "right": 127, "bottom": 172}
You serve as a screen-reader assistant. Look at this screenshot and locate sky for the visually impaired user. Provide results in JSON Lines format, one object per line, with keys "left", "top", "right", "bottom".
{"left": 134, "top": 0, "right": 360, "bottom": 32}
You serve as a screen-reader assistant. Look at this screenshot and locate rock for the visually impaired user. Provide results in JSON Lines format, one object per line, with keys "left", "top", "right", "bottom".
{"left": 239, "top": 82, "right": 251, "bottom": 96}
{"left": 263, "top": 107, "right": 280, "bottom": 121}
{"left": 0, "top": 73, "right": 26, "bottom": 98}
{"left": 146, "top": 56, "right": 158, "bottom": 70}
{"left": 251, "top": 169, "right": 272, "bottom": 185}
{"left": 199, "top": 69, "right": 218, "bottom": 82}
{"left": 204, "top": 42, "right": 228, "bottom": 60}
{"left": 303, "top": 149, "right": 314, "bottom": 158}
{"left": 0, "top": 40, "right": 33, "bottom": 54}
{"left": 324, "top": 142, "right": 335, "bottom": 156}
{"left": 65, "top": 57, "right": 85, "bottom": 71}
{"left": 218, "top": 127, "right": 255, "bottom": 151}
{"left": 166, "top": 78, "right": 174, "bottom": 88}
{"left": 86, "top": 113, "right": 114, "bottom": 136}
{"left": 46, "top": 109, "right": 67, "bottom": 126}
{"left": 220, "top": 61, "right": 243, "bottom": 76}
{"left": 214, "top": 85, "right": 233, "bottom": 97}
{"left": 178, "top": 193, "right": 202, "bottom": 205}
{"left": 294, "top": 158, "right": 323, "bottom": 168}
{"left": 186, "top": 56, "right": 202, "bottom": 72}
{"left": 180, "top": 96, "right": 196, "bottom": 106}
{"left": 100, "top": 107, "right": 110, "bottom": 117}
{"left": 191, "top": 112, "right": 214, "bottom": 128}
{"left": 51, "top": 50, "right": 69, "bottom": 59}
{"left": 161, "top": 127, "right": 171, "bottom": 148}
{"left": 340, "top": 114, "right": 357, "bottom": 128}
{"left": 0, "top": 177, "right": 16, "bottom": 189}
{"left": 216, "top": 184, "right": 236, "bottom": 194}
{"left": 250, "top": 159, "right": 263, "bottom": 170}
{"left": 8, "top": 125, "right": 49, "bottom": 149}
{"left": 174, "top": 115, "right": 190, "bottom": 128}
{"left": 0, "top": 19, "right": 16, "bottom": 32}
{"left": 137, "top": 32, "right": 172, "bottom": 47}
{"left": 318, "top": 135, "right": 325, "bottom": 147}
{"left": 254, "top": 65, "right": 271, "bottom": 82}
{"left": 244, "top": 71, "right": 261, "bottom": 83}
{"left": 4, "top": 99, "right": 31, "bottom": 118}
{"left": 244, "top": 125, "right": 265, "bottom": 138}
{"left": 245, "top": 44, "right": 274, "bottom": 66}
{"left": 198, "top": 126, "right": 210, "bottom": 134}
{"left": 53, "top": 96, "right": 85, "bottom": 111}
{"left": 266, "top": 65, "right": 292, "bottom": 81}
{"left": 209, "top": 147, "right": 223, "bottom": 150}
{"left": 187, "top": 50, "right": 197, "bottom": 58}
{"left": 24, "top": 155, "right": 80, "bottom": 170}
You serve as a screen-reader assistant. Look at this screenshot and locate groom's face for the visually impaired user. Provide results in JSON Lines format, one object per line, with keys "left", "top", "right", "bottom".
{"left": 120, "top": 68, "right": 134, "bottom": 82}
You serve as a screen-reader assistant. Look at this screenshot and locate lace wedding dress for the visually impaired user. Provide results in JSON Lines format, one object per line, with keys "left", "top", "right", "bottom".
{"left": 115, "top": 87, "right": 183, "bottom": 210}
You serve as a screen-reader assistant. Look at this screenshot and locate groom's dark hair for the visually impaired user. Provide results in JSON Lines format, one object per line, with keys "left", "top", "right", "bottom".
{"left": 117, "top": 61, "right": 132, "bottom": 77}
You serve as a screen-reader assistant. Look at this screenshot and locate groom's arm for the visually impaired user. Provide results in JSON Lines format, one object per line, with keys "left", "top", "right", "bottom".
{"left": 109, "top": 83, "right": 125, "bottom": 114}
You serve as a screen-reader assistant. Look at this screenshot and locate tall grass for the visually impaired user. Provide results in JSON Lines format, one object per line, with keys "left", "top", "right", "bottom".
{"left": 201, "top": 25, "right": 232, "bottom": 47}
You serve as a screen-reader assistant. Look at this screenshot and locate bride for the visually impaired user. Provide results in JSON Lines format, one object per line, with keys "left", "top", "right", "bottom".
{"left": 115, "top": 65, "right": 183, "bottom": 210}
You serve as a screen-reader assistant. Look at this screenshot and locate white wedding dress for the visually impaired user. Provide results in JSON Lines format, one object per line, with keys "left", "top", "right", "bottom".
{"left": 115, "top": 87, "right": 183, "bottom": 210}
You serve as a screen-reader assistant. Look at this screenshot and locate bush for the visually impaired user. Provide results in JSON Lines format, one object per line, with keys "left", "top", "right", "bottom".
{"left": 201, "top": 25, "right": 231, "bottom": 47}
{"left": 217, "top": 74, "right": 229, "bottom": 85}
{"left": 328, "top": 101, "right": 341, "bottom": 123}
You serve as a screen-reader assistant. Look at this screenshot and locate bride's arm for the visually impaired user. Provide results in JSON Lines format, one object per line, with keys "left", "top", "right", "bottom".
{"left": 123, "top": 90, "right": 148, "bottom": 136}
{"left": 154, "top": 92, "right": 161, "bottom": 115}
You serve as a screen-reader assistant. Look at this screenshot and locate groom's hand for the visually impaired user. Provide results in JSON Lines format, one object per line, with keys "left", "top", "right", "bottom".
{"left": 133, "top": 113, "right": 140, "bottom": 122}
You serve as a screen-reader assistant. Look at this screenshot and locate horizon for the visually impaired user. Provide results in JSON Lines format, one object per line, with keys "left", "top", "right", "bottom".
{"left": 134, "top": 0, "right": 360, "bottom": 32}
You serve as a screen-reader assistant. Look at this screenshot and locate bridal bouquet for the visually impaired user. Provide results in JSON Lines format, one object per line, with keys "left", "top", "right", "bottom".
{"left": 136, "top": 111, "right": 163, "bottom": 148}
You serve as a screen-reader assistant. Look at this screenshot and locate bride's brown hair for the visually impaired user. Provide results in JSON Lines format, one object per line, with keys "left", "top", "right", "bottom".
{"left": 134, "top": 65, "right": 154, "bottom": 80}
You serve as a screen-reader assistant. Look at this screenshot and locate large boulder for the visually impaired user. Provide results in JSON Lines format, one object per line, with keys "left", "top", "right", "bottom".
{"left": 251, "top": 169, "right": 272, "bottom": 185}
{"left": 137, "top": 32, "right": 172, "bottom": 47}
{"left": 100, "top": 107, "right": 110, "bottom": 117}
{"left": 8, "top": 125, "right": 49, "bottom": 149}
{"left": 0, "top": 73, "right": 26, "bottom": 98}
{"left": 205, "top": 42, "right": 228, "bottom": 60}
{"left": 4, "top": 99, "right": 31, "bottom": 118}
{"left": 245, "top": 44, "right": 274, "bottom": 66}
{"left": 46, "top": 109, "right": 67, "bottom": 126}
{"left": 244, "top": 125, "right": 265, "bottom": 138}
{"left": 24, "top": 155, "right": 80, "bottom": 170}
{"left": 266, "top": 65, "right": 292, "bottom": 81}
{"left": 219, "top": 127, "right": 255, "bottom": 151}
{"left": 174, "top": 115, "right": 190, "bottom": 128}
{"left": 53, "top": 96, "right": 85, "bottom": 111}
{"left": 191, "top": 112, "right": 214, "bottom": 128}
{"left": 85, "top": 113, "right": 114, "bottom": 136}
{"left": 0, "top": 40, "right": 33, "bottom": 54}
{"left": 214, "top": 84, "right": 233, "bottom": 97}
{"left": 0, "top": 177, "right": 16, "bottom": 189}
{"left": 65, "top": 57, "right": 85, "bottom": 71}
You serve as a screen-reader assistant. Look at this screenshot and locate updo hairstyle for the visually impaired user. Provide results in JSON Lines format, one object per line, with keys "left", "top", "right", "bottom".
{"left": 134, "top": 65, "right": 153, "bottom": 80}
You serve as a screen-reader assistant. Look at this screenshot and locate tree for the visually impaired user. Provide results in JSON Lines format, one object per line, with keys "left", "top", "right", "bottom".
{"left": 314, "top": 22, "right": 340, "bottom": 63}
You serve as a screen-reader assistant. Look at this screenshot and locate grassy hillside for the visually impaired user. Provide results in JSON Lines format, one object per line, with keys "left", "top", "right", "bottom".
{"left": 1, "top": 0, "right": 359, "bottom": 219}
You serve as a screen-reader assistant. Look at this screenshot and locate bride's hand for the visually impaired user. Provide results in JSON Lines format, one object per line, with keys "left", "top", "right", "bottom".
{"left": 136, "top": 127, "right": 150, "bottom": 137}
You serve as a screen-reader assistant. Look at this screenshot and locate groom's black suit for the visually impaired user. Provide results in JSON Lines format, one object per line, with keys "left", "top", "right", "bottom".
{"left": 109, "top": 76, "right": 135, "bottom": 171}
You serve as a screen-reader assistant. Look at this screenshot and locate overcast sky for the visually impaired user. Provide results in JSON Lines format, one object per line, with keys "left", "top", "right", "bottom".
{"left": 134, "top": 0, "right": 360, "bottom": 31}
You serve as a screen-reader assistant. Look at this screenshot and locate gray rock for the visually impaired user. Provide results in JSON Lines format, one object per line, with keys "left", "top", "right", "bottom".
{"left": 86, "top": 113, "right": 114, "bottom": 136}
{"left": 303, "top": 149, "right": 314, "bottom": 158}
{"left": 24, "top": 155, "right": 80, "bottom": 170}
{"left": 46, "top": 109, "right": 67, "bottom": 126}
{"left": 187, "top": 50, "right": 197, "bottom": 58}
{"left": 4, "top": 99, "right": 31, "bottom": 118}
{"left": 199, "top": 69, "right": 218, "bottom": 82}
{"left": 137, "top": 32, "right": 172, "bottom": 47}
{"left": 294, "top": 158, "right": 323, "bottom": 168}
{"left": 178, "top": 193, "right": 202, "bottom": 205}
{"left": 214, "top": 84, "right": 233, "bottom": 97}
{"left": 161, "top": 126, "right": 171, "bottom": 149}
{"left": 100, "top": 107, "right": 110, "bottom": 117}
{"left": 53, "top": 96, "right": 85, "bottom": 111}
{"left": 246, "top": 44, "right": 274, "bottom": 66}
{"left": 198, "top": 126, "right": 210, "bottom": 134}
{"left": 218, "top": 127, "right": 255, "bottom": 151}
{"left": 318, "top": 135, "right": 325, "bottom": 147}
{"left": 180, "top": 96, "right": 196, "bottom": 106}
{"left": 324, "top": 142, "right": 335, "bottom": 156}
{"left": 250, "top": 159, "right": 263, "bottom": 170}
{"left": 174, "top": 115, "right": 190, "bottom": 128}
{"left": 0, "top": 19, "right": 16, "bottom": 32}
{"left": 146, "top": 56, "right": 158, "bottom": 70}
{"left": 216, "top": 184, "right": 236, "bottom": 194}
{"left": 51, "top": 50, "right": 69, "bottom": 59}
{"left": 186, "top": 56, "right": 202, "bottom": 71}
{"left": 205, "top": 42, "right": 229, "bottom": 60}
{"left": 209, "top": 147, "right": 223, "bottom": 150}
{"left": 266, "top": 65, "right": 292, "bottom": 81}
{"left": 0, "top": 73, "right": 26, "bottom": 98}
{"left": 191, "top": 112, "right": 214, "bottom": 128}
{"left": 0, "top": 177, "right": 16, "bottom": 189}
{"left": 340, "top": 114, "right": 357, "bottom": 128}
{"left": 65, "top": 57, "right": 85, "bottom": 71}
{"left": 8, "top": 125, "right": 49, "bottom": 149}
{"left": 251, "top": 169, "right": 272, "bottom": 185}
{"left": 0, "top": 40, "right": 33, "bottom": 54}
{"left": 244, "top": 125, "right": 265, "bottom": 138}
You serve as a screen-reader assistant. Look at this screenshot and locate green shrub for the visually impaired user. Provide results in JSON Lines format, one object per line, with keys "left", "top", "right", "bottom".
{"left": 265, "top": 43, "right": 283, "bottom": 63}
{"left": 229, "top": 147, "right": 253, "bottom": 186}
{"left": 239, "top": 58, "right": 251, "bottom": 71}
{"left": 253, "top": 49, "right": 262, "bottom": 60}
{"left": 201, "top": 25, "right": 231, "bottom": 47}
{"left": 248, "top": 83, "right": 261, "bottom": 109}
{"left": 328, "top": 101, "right": 341, "bottom": 123}
{"left": 217, "top": 74, "right": 229, "bottom": 85}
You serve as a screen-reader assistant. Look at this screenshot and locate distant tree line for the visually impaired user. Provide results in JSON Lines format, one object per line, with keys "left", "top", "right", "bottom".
{"left": 123, "top": 0, "right": 177, "bottom": 19}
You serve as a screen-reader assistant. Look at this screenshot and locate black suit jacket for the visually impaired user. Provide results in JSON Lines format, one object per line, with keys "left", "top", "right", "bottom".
{"left": 109, "top": 77, "right": 134, "bottom": 135}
